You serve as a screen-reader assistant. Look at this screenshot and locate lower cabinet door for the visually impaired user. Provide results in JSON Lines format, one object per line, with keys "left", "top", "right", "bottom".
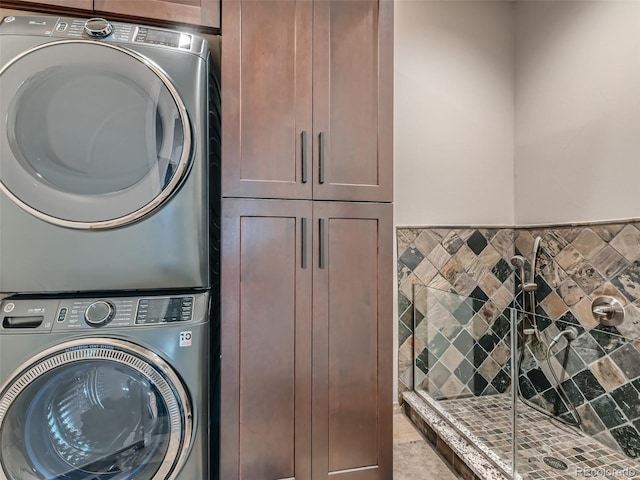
{"left": 221, "top": 199, "right": 392, "bottom": 480}
{"left": 312, "top": 202, "right": 393, "bottom": 480}
{"left": 221, "top": 198, "right": 313, "bottom": 480}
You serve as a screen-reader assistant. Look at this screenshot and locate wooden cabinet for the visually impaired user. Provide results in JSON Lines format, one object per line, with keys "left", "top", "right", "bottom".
{"left": 0, "top": 0, "right": 92, "bottom": 10}
{"left": 1, "top": 0, "right": 220, "bottom": 30}
{"left": 222, "top": 0, "right": 393, "bottom": 202}
{"left": 94, "top": 0, "right": 220, "bottom": 30}
{"left": 221, "top": 199, "right": 392, "bottom": 480}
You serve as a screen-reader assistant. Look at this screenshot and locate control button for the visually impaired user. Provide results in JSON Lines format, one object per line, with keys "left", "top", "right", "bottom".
{"left": 3, "top": 302, "right": 15, "bottom": 313}
{"left": 85, "top": 300, "right": 115, "bottom": 327}
{"left": 4, "top": 16, "right": 15, "bottom": 23}
{"left": 57, "top": 308, "right": 68, "bottom": 322}
{"left": 56, "top": 22, "right": 68, "bottom": 32}
{"left": 84, "top": 18, "right": 113, "bottom": 38}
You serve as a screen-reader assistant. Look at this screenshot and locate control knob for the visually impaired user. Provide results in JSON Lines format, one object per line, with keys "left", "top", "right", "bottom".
{"left": 85, "top": 300, "right": 115, "bottom": 327}
{"left": 84, "top": 18, "right": 113, "bottom": 38}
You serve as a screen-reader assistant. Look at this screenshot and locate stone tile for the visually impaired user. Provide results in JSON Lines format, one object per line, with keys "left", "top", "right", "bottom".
{"left": 466, "top": 258, "right": 488, "bottom": 284}
{"left": 591, "top": 395, "right": 627, "bottom": 429}
{"left": 393, "top": 440, "right": 459, "bottom": 480}
{"left": 399, "top": 272, "right": 421, "bottom": 299}
{"left": 557, "top": 277, "right": 585, "bottom": 306}
{"left": 537, "top": 249, "right": 568, "bottom": 288}
{"left": 442, "top": 231, "right": 465, "bottom": 255}
{"left": 452, "top": 273, "right": 477, "bottom": 298}
{"left": 478, "top": 272, "right": 502, "bottom": 298}
{"left": 618, "top": 304, "right": 640, "bottom": 339}
{"left": 591, "top": 244, "right": 629, "bottom": 279}
{"left": 589, "top": 356, "right": 627, "bottom": 391}
{"left": 610, "top": 225, "right": 640, "bottom": 262}
{"left": 489, "top": 230, "right": 513, "bottom": 259}
{"left": 394, "top": 412, "right": 424, "bottom": 445}
{"left": 540, "top": 291, "right": 568, "bottom": 318}
{"left": 429, "top": 275, "right": 454, "bottom": 294}
{"left": 427, "top": 243, "right": 452, "bottom": 271}
{"left": 612, "top": 260, "right": 640, "bottom": 302}
{"left": 440, "top": 375, "right": 466, "bottom": 399}
{"left": 478, "top": 300, "right": 501, "bottom": 324}
{"left": 469, "top": 315, "right": 490, "bottom": 340}
{"left": 610, "top": 424, "right": 640, "bottom": 459}
{"left": 572, "top": 264, "right": 606, "bottom": 295}
{"left": 555, "top": 245, "right": 583, "bottom": 275}
{"left": 478, "top": 356, "right": 501, "bottom": 380}
{"left": 477, "top": 244, "right": 501, "bottom": 269}
{"left": 591, "top": 223, "right": 625, "bottom": 242}
{"left": 543, "top": 230, "right": 570, "bottom": 257}
{"left": 577, "top": 402, "right": 606, "bottom": 435}
{"left": 414, "top": 258, "right": 438, "bottom": 285}
{"left": 491, "top": 286, "right": 513, "bottom": 310}
{"left": 455, "top": 244, "right": 477, "bottom": 271}
{"left": 429, "top": 361, "right": 452, "bottom": 389}
{"left": 611, "top": 343, "right": 640, "bottom": 380}
{"left": 399, "top": 245, "right": 424, "bottom": 271}
{"left": 491, "top": 341, "right": 511, "bottom": 366}
{"left": 611, "top": 383, "right": 640, "bottom": 422}
{"left": 555, "top": 226, "right": 582, "bottom": 243}
{"left": 515, "top": 230, "right": 535, "bottom": 257}
{"left": 440, "top": 346, "right": 465, "bottom": 372}
{"left": 414, "top": 230, "right": 441, "bottom": 257}
{"left": 572, "top": 228, "right": 606, "bottom": 259}
{"left": 467, "top": 230, "right": 488, "bottom": 256}
{"left": 573, "top": 368, "right": 606, "bottom": 400}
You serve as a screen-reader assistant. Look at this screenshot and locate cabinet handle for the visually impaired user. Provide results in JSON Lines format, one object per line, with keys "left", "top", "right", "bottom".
{"left": 301, "top": 131, "right": 308, "bottom": 184}
{"left": 319, "top": 218, "right": 326, "bottom": 269}
{"left": 319, "top": 131, "right": 325, "bottom": 184}
{"left": 301, "top": 217, "right": 308, "bottom": 269}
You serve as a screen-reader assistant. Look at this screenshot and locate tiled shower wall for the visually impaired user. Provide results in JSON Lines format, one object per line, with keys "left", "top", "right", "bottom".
{"left": 397, "top": 223, "right": 640, "bottom": 459}
{"left": 397, "top": 228, "right": 516, "bottom": 400}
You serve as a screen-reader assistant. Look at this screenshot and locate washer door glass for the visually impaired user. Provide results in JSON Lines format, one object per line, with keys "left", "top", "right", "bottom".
{"left": 0, "top": 341, "right": 192, "bottom": 480}
{"left": 0, "top": 41, "right": 191, "bottom": 229}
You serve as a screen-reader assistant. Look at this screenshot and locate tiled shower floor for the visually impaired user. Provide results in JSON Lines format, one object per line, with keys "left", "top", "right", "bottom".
{"left": 436, "top": 394, "right": 640, "bottom": 479}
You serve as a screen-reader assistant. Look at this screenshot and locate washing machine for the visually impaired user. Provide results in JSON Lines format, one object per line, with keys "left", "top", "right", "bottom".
{"left": 0, "top": 292, "right": 210, "bottom": 479}
{"left": 0, "top": 15, "right": 221, "bottom": 295}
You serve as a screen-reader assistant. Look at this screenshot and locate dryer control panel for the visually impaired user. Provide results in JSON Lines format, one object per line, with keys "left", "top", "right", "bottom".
{"left": 0, "top": 292, "right": 208, "bottom": 334}
{"left": 0, "top": 15, "right": 206, "bottom": 55}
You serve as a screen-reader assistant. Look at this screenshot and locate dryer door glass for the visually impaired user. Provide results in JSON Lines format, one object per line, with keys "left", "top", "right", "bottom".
{"left": 0, "top": 41, "right": 192, "bottom": 229}
{"left": 0, "top": 341, "right": 193, "bottom": 480}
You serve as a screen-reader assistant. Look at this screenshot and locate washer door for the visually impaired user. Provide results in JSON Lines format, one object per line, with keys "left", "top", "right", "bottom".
{"left": 0, "top": 339, "right": 193, "bottom": 480}
{"left": 0, "top": 40, "right": 191, "bottom": 229}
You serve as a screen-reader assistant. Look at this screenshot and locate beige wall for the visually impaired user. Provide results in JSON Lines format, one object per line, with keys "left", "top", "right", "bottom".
{"left": 394, "top": 0, "right": 515, "bottom": 227}
{"left": 515, "top": 1, "right": 640, "bottom": 225}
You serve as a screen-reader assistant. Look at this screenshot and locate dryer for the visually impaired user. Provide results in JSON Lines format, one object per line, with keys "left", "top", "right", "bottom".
{"left": 0, "top": 15, "right": 220, "bottom": 294}
{"left": 0, "top": 292, "right": 210, "bottom": 480}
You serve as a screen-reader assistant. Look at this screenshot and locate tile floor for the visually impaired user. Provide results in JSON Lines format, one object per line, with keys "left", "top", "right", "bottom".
{"left": 394, "top": 409, "right": 461, "bottom": 479}
{"left": 439, "top": 394, "right": 640, "bottom": 479}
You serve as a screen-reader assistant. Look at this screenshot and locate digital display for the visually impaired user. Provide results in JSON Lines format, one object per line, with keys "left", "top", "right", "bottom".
{"left": 146, "top": 29, "right": 181, "bottom": 46}
{"left": 135, "top": 297, "right": 192, "bottom": 324}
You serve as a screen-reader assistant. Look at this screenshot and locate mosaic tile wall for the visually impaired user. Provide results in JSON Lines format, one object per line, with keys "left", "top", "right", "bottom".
{"left": 515, "top": 224, "right": 640, "bottom": 459}
{"left": 397, "top": 223, "right": 640, "bottom": 459}
{"left": 396, "top": 228, "right": 515, "bottom": 400}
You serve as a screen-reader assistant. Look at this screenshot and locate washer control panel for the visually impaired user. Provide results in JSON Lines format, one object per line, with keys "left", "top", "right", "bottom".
{"left": 0, "top": 293, "right": 206, "bottom": 334}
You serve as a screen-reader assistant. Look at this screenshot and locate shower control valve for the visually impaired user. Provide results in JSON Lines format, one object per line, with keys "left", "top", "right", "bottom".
{"left": 591, "top": 296, "right": 624, "bottom": 327}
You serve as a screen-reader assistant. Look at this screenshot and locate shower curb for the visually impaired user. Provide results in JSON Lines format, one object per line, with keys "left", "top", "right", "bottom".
{"left": 402, "top": 391, "right": 514, "bottom": 480}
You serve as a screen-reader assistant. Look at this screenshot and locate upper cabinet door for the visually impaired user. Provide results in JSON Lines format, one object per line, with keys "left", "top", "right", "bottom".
{"left": 313, "top": 0, "right": 393, "bottom": 202}
{"left": 94, "top": 0, "right": 220, "bottom": 29}
{"left": 4, "top": 0, "right": 93, "bottom": 10}
{"left": 222, "top": 0, "right": 313, "bottom": 199}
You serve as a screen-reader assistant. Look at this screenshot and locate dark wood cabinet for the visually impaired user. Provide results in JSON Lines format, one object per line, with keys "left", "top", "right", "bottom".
{"left": 221, "top": 198, "right": 392, "bottom": 480}
{"left": 0, "top": 0, "right": 92, "bottom": 11}
{"left": 221, "top": 198, "right": 313, "bottom": 480}
{"left": 94, "top": 0, "right": 220, "bottom": 30}
{"left": 1, "top": 0, "right": 220, "bottom": 30}
{"left": 222, "top": 0, "right": 392, "bottom": 202}
{"left": 311, "top": 201, "right": 393, "bottom": 480}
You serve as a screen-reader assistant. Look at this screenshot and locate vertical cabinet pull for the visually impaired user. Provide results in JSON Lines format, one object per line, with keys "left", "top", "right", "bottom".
{"left": 319, "top": 218, "right": 326, "bottom": 269}
{"left": 319, "top": 131, "right": 325, "bottom": 184}
{"left": 301, "top": 131, "right": 308, "bottom": 184}
{"left": 301, "top": 217, "right": 308, "bottom": 269}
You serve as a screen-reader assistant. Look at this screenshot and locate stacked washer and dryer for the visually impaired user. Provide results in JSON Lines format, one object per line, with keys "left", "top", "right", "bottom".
{"left": 0, "top": 14, "right": 220, "bottom": 480}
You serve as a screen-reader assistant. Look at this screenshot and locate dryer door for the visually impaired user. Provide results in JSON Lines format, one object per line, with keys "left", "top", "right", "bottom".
{"left": 0, "top": 40, "right": 192, "bottom": 229}
{"left": 0, "top": 339, "right": 193, "bottom": 480}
